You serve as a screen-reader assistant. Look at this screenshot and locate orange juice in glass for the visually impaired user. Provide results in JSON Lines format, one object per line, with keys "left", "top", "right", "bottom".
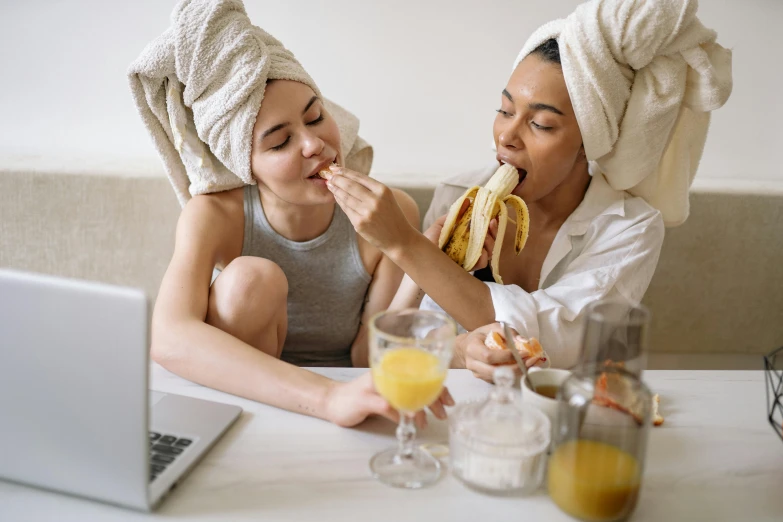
{"left": 548, "top": 368, "right": 652, "bottom": 521}
{"left": 369, "top": 310, "right": 455, "bottom": 489}
{"left": 548, "top": 439, "right": 641, "bottom": 521}
{"left": 372, "top": 348, "right": 446, "bottom": 412}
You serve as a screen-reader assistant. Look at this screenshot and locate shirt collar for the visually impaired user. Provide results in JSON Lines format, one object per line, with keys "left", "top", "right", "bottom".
{"left": 562, "top": 162, "right": 626, "bottom": 237}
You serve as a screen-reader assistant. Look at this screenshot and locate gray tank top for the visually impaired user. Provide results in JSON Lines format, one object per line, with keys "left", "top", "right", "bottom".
{"left": 241, "top": 185, "right": 371, "bottom": 367}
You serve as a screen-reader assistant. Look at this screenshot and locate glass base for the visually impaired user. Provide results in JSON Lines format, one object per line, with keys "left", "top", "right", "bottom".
{"left": 369, "top": 446, "right": 442, "bottom": 489}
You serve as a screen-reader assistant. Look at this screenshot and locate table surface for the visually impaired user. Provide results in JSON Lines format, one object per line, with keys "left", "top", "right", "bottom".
{"left": 2, "top": 367, "right": 782, "bottom": 521}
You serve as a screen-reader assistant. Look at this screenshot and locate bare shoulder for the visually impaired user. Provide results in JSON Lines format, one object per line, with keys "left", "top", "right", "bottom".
{"left": 391, "top": 188, "right": 421, "bottom": 231}
{"left": 181, "top": 188, "right": 243, "bottom": 223}
{"left": 176, "top": 187, "right": 245, "bottom": 266}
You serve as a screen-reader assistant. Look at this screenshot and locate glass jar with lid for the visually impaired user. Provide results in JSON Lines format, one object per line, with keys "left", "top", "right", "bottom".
{"left": 449, "top": 366, "right": 551, "bottom": 495}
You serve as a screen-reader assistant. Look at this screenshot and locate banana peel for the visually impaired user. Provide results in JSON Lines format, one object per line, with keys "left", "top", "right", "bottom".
{"left": 438, "top": 163, "right": 529, "bottom": 284}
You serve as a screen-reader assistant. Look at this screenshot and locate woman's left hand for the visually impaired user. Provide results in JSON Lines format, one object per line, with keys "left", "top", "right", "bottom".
{"left": 325, "top": 166, "right": 416, "bottom": 254}
{"left": 325, "top": 371, "right": 455, "bottom": 429}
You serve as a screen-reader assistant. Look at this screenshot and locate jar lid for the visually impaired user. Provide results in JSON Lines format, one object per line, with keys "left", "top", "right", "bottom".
{"left": 452, "top": 366, "right": 551, "bottom": 457}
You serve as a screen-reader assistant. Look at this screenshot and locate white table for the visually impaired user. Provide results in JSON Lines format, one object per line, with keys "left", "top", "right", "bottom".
{"left": 2, "top": 367, "right": 782, "bottom": 521}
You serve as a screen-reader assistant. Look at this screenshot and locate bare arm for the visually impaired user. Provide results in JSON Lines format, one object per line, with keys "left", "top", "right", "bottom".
{"left": 351, "top": 189, "right": 420, "bottom": 367}
{"left": 388, "top": 274, "right": 426, "bottom": 311}
{"left": 389, "top": 234, "right": 495, "bottom": 329}
{"left": 388, "top": 200, "right": 497, "bottom": 315}
{"left": 151, "top": 193, "right": 350, "bottom": 420}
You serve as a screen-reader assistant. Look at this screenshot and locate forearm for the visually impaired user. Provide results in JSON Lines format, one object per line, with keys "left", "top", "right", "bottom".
{"left": 350, "top": 326, "right": 369, "bottom": 368}
{"left": 388, "top": 274, "right": 425, "bottom": 311}
{"left": 151, "top": 319, "right": 336, "bottom": 420}
{"left": 387, "top": 233, "right": 496, "bottom": 330}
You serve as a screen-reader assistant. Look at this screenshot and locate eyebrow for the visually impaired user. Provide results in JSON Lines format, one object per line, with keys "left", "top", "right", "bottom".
{"left": 502, "top": 89, "right": 564, "bottom": 116}
{"left": 260, "top": 122, "right": 288, "bottom": 140}
{"left": 302, "top": 95, "right": 318, "bottom": 115}
{"left": 260, "top": 96, "right": 321, "bottom": 140}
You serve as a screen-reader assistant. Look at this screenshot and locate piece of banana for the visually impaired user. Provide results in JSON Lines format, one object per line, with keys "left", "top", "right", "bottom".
{"left": 318, "top": 163, "right": 338, "bottom": 180}
{"left": 438, "top": 163, "right": 529, "bottom": 284}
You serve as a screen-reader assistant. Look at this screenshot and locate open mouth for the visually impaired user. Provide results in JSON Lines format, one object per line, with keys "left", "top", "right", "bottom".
{"left": 498, "top": 159, "right": 527, "bottom": 184}
{"left": 307, "top": 159, "right": 338, "bottom": 180}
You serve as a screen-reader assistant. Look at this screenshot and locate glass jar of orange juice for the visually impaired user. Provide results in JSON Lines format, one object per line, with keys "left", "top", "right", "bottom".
{"left": 548, "top": 367, "right": 652, "bottom": 522}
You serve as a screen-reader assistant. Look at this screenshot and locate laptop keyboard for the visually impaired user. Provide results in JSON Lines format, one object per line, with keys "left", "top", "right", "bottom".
{"left": 149, "top": 432, "right": 192, "bottom": 482}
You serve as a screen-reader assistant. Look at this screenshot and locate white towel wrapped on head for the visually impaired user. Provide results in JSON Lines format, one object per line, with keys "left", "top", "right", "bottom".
{"left": 516, "top": 0, "right": 732, "bottom": 227}
{"left": 128, "top": 0, "right": 372, "bottom": 207}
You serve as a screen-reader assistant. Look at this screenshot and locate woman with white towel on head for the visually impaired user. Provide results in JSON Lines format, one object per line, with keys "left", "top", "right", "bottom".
{"left": 128, "top": 0, "right": 453, "bottom": 427}
{"left": 326, "top": 0, "right": 733, "bottom": 381}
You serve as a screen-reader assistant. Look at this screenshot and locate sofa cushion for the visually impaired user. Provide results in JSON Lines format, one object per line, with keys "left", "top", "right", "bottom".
{"left": 1, "top": 169, "right": 781, "bottom": 357}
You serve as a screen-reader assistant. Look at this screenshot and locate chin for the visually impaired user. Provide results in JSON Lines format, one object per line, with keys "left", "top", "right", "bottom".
{"left": 307, "top": 187, "right": 336, "bottom": 206}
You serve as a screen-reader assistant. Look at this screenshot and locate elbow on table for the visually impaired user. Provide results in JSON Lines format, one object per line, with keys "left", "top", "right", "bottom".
{"left": 150, "top": 335, "right": 177, "bottom": 367}
{"left": 149, "top": 318, "right": 190, "bottom": 366}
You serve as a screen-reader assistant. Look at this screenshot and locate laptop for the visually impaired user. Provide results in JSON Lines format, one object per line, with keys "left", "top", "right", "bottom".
{"left": 0, "top": 269, "right": 242, "bottom": 511}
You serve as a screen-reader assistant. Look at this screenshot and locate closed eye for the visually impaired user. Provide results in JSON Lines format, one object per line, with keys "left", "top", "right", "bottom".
{"left": 306, "top": 114, "right": 324, "bottom": 126}
{"left": 531, "top": 121, "right": 552, "bottom": 131}
{"left": 270, "top": 136, "right": 290, "bottom": 151}
{"left": 496, "top": 109, "right": 512, "bottom": 118}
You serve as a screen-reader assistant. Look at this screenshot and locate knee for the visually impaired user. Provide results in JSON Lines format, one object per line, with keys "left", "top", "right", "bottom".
{"left": 210, "top": 257, "right": 288, "bottom": 322}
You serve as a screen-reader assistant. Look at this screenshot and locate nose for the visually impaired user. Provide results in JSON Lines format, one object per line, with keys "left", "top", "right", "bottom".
{"left": 301, "top": 128, "right": 325, "bottom": 158}
{"left": 497, "top": 119, "right": 524, "bottom": 151}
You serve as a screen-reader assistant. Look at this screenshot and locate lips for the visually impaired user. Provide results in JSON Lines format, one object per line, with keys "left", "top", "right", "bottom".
{"left": 308, "top": 158, "right": 337, "bottom": 179}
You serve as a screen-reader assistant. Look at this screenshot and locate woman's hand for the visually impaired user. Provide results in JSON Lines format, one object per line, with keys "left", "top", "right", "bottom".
{"left": 455, "top": 323, "right": 540, "bottom": 383}
{"left": 324, "top": 371, "right": 455, "bottom": 428}
{"left": 423, "top": 201, "right": 499, "bottom": 272}
{"left": 325, "top": 167, "right": 416, "bottom": 256}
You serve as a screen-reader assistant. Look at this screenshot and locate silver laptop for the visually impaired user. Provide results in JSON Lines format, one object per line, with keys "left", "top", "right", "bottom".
{"left": 0, "top": 269, "right": 242, "bottom": 511}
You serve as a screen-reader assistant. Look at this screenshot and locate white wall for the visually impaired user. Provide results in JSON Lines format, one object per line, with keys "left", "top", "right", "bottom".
{"left": 0, "top": 0, "right": 781, "bottom": 186}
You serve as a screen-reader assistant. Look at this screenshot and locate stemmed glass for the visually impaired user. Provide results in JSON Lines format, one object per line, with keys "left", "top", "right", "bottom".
{"left": 368, "top": 309, "right": 456, "bottom": 489}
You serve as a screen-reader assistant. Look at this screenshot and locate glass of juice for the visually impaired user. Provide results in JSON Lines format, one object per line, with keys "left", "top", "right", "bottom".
{"left": 369, "top": 309, "right": 456, "bottom": 488}
{"left": 547, "top": 367, "right": 653, "bottom": 521}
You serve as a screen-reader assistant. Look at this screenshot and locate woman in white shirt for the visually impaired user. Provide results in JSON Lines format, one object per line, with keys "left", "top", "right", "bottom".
{"left": 325, "top": 1, "right": 731, "bottom": 380}
{"left": 328, "top": 39, "right": 662, "bottom": 376}
{"left": 421, "top": 159, "right": 663, "bottom": 373}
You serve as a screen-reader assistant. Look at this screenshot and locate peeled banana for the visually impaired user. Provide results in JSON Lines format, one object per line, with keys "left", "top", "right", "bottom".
{"left": 437, "top": 163, "right": 529, "bottom": 284}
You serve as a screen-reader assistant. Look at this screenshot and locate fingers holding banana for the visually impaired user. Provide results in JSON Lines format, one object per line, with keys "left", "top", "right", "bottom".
{"left": 473, "top": 217, "right": 498, "bottom": 272}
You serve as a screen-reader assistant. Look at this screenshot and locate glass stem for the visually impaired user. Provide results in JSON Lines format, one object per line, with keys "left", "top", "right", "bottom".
{"left": 396, "top": 413, "right": 416, "bottom": 460}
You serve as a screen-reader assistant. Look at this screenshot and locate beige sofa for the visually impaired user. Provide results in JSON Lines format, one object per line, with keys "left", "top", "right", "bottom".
{"left": 2, "top": 168, "right": 781, "bottom": 369}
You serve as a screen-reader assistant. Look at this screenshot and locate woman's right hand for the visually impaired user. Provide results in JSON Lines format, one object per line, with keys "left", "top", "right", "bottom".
{"left": 424, "top": 201, "right": 499, "bottom": 272}
{"left": 455, "top": 323, "right": 539, "bottom": 383}
{"left": 324, "top": 371, "right": 454, "bottom": 428}
{"left": 454, "top": 324, "right": 515, "bottom": 382}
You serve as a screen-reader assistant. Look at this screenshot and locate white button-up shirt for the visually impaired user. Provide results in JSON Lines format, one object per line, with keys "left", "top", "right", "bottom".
{"left": 421, "top": 162, "right": 665, "bottom": 369}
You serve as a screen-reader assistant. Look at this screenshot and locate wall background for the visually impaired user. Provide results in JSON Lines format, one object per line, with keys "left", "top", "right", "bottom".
{"left": 1, "top": 0, "right": 780, "bottom": 188}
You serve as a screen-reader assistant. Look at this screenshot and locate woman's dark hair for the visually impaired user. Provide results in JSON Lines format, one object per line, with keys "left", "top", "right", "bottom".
{"left": 531, "top": 38, "right": 561, "bottom": 65}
